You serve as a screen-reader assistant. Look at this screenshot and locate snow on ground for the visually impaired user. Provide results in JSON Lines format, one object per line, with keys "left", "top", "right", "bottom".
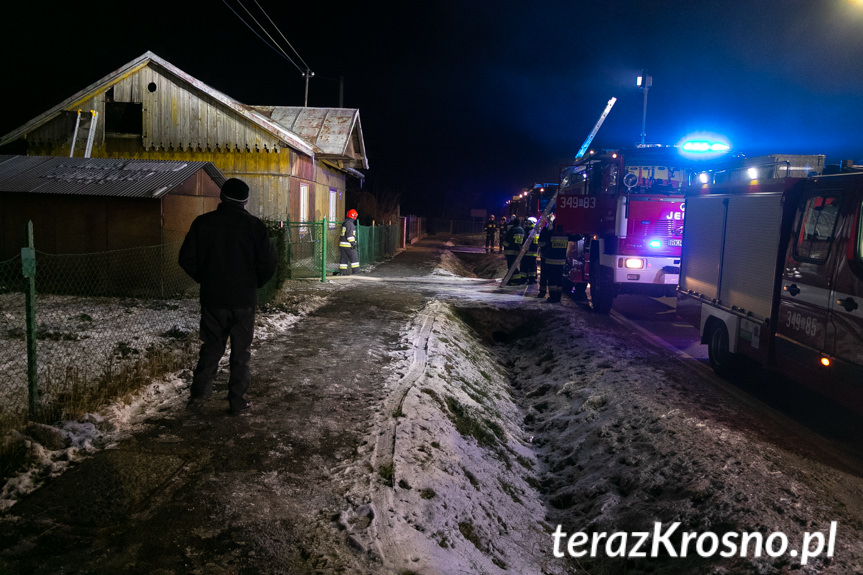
{"left": 0, "top": 279, "right": 336, "bottom": 511}
{"left": 3, "top": 244, "right": 863, "bottom": 574}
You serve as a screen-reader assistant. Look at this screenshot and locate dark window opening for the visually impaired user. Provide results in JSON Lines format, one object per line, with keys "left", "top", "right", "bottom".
{"left": 105, "top": 102, "right": 142, "bottom": 136}
{"left": 148, "top": 82, "right": 157, "bottom": 93}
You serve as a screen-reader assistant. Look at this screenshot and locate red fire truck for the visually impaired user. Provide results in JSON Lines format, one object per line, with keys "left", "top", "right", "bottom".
{"left": 556, "top": 145, "right": 700, "bottom": 312}
{"left": 677, "top": 155, "right": 863, "bottom": 399}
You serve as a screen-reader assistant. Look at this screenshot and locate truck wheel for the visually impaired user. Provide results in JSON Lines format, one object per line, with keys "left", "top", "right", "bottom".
{"left": 592, "top": 267, "right": 614, "bottom": 313}
{"left": 708, "top": 323, "right": 737, "bottom": 376}
{"left": 572, "top": 282, "right": 588, "bottom": 301}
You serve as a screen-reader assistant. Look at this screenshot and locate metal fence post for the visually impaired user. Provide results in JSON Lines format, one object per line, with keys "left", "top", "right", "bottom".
{"left": 21, "top": 221, "right": 39, "bottom": 418}
{"left": 320, "top": 217, "right": 327, "bottom": 283}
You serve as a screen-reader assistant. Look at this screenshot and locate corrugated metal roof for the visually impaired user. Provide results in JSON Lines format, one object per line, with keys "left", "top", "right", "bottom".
{"left": 250, "top": 106, "right": 368, "bottom": 170}
{"left": 0, "top": 155, "right": 225, "bottom": 198}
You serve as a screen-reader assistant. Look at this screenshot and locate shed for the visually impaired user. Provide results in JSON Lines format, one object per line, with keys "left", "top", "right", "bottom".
{"left": 0, "top": 155, "right": 225, "bottom": 259}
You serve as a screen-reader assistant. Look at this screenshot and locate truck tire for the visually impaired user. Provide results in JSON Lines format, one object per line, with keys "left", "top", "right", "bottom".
{"left": 592, "top": 266, "right": 614, "bottom": 313}
{"left": 589, "top": 242, "right": 614, "bottom": 313}
{"left": 707, "top": 322, "right": 738, "bottom": 376}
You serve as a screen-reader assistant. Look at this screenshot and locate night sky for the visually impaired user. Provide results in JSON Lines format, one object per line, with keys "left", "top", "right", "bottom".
{"left": 3, "top": 1, "right": 863, "bottom": 217}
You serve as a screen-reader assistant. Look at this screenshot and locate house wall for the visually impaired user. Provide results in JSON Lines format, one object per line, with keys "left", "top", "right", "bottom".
{"left": 20, "top": 65, "right": 347, "bottom": 223}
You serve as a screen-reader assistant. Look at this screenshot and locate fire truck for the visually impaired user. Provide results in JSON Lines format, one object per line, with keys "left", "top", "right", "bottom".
{"left": 556, "top": 145, "right": 702, "bottom": 312}
{"left": 677, "top": 155, "right": 863, "bottom": 399}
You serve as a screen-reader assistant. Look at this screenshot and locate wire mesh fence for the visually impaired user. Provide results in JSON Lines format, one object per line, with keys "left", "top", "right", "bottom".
{"left": 1, "top": 217, "right": 407, "bottom": 440}
{"left": 0, "top": 240, "right": 202, "bottom": 435}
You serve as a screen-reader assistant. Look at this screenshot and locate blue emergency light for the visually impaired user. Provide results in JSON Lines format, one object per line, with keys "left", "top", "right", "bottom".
{"left": 648, "top": 239, "right": 663, "bottom": 249}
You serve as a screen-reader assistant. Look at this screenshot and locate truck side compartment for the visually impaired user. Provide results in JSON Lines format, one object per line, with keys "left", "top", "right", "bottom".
{"left": 678, "top": 170, "right": 863, "bottom": 401}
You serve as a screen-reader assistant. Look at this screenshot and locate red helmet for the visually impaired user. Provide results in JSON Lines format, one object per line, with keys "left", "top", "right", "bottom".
{"left": 347, "top": 209, "right": 358, "bottom": 220}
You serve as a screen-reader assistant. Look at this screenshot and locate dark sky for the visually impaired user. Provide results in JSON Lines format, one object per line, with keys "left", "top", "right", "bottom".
{"left": 3, "top": 1, "right": 863, "bottom": 216}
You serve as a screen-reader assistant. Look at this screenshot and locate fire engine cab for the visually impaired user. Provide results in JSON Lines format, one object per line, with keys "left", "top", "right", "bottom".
{"left": 678, "top": 155, "right": 863, "bottom": 400}
{"left": 556, "top": 145, "right": 702, "bottom": 312}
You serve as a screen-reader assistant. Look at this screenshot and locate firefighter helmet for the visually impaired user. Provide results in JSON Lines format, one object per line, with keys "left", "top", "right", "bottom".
{"left": 489, "top": 214, "right": 495, "bottom": 220}
{"left": 347, "top": 209, "right": 358, "bottom": 220}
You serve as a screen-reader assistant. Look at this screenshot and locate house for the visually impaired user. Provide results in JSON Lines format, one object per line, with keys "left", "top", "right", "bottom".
{"left": 0, "top": 51, "right": 368, "bottom": 225}
{"left": 0, "top": 155, "right": 226, "bottom": 296}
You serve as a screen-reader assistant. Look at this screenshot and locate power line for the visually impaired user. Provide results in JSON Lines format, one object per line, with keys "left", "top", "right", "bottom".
{"left": 253, "top": 0, "right": 311, "bottom": 72}
{"left": 219, "top": 0, "right": 304, "bottom": 73}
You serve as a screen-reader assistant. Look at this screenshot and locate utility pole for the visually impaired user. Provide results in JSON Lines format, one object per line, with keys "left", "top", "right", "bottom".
{"left": 303, "top": 69, "right": 315, "bottom": 107}
{"left": 637, "top": 70, "right": 652, "bottom": 146}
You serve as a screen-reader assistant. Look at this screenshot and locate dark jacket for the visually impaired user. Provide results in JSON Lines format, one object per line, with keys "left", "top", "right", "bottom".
{"left": 339, "top": 218, "right": 358, "bottom": 248}
{"left": 179, "top": 202, "right": 276, "bottom": 308}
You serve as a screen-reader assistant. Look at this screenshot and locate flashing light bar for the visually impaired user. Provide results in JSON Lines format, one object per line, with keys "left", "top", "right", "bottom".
{"left": 682, "top": 141, "right": 731, "bottom": 153}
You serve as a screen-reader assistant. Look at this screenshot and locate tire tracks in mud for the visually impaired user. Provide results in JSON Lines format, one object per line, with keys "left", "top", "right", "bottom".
{"left": 364, "top": 301, "right": 438, "bottom": 569}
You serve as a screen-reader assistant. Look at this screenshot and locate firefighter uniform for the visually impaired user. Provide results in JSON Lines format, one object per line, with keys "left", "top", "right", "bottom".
{"left": 503, "top": 218, "right": 525, "bottom": 285}
{"left": 542, "top": 226, "right": 569, "bottom": 302}
{"left": 338, "top": 210, "right": 360, "bottom": 274}
{"left": 497, "top": 216, "right": 507, "bottom": 253}
{"left": 484, "top": 215, "right": 497, "bottom": 253}
{"left": 521, "top": 217, "right": 539, "bottom": 284}
{"left": 537, "top": 223, "right": 551, "bottom": 297}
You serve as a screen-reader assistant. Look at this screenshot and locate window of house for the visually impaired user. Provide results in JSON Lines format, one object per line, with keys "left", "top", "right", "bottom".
{"left": 105, "top": 102, "right": 143, "bottom": 136}
{"left": 299, "top": 183, "right": 309, "bottom": 237}
{"left": 329, "top": 188, "right": 337, "bottom": 229}
{"left": 794, "top": 194, "right": 840, "bottom": 264}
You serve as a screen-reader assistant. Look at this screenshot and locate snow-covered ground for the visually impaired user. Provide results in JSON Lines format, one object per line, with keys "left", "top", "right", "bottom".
{"left": 2, "top": 244, "right": 863, "bottom": 574}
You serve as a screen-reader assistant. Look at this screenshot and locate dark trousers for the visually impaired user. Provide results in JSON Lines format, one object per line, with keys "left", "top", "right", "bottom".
{"left": 544, "top": 263, "right": 565, "bottom": 301}
{"left": 191, "top": 306, "right": 255, "bottom": 410}
{"left": 485, "top": 233, "right": 496, "bottom": 251}
{"left": 339, "top": 246, "right": 359, "bottom": 273}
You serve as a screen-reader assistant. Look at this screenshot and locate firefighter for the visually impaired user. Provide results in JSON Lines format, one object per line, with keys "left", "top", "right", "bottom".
{"left": 497, "top": 216, "right": 507, "bottom": 253}
{"left": 542, "top": 224, "right": 569, "bottom": 303}
{"left": 522, "top": 217, "right": 539, "bottom": 284}
{"left": 537, "top": 218, "right": 551, "bottom": 297}
{"left": 503, "top": 216, "right": 525, "bottom": 285}
{"left": 337, "top": 209, "right": 360, "bottom": 275}
{"left": 484, "top": 214, "right": 497, "bottom": 253}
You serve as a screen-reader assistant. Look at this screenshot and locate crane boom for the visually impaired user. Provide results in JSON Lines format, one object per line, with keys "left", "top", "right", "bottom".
{"left": 575, "top": 97, "right": 616, "bottom": 160}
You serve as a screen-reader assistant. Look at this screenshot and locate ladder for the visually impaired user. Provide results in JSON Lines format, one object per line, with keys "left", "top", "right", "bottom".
{"left": 69, "top": 109, "right": 99, "bottom": 158}
{"left": 500, "top": 97, "right": 616, "bottom": 288}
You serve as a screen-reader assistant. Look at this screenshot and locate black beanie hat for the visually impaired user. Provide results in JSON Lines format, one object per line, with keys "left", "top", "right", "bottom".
{"left": 221, "top": 178, "right": 249, "bottom": 204}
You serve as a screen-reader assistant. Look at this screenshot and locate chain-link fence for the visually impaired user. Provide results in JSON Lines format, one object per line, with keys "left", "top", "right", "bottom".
{"left": 264, "top": 218, "right": 405, "bottom": 280}
{"left": 0, "top": 239, "right": 202, "bottom": 438}
{"left": 1, "top": 217, "right": 409, "bottom": 441}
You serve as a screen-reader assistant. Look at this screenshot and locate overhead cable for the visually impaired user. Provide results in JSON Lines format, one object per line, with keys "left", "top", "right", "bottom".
{"left": 219, "top": 0, "right": 303, "bottom": 73}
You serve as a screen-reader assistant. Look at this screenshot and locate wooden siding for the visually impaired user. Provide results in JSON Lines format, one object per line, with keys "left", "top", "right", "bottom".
{"left": 15, "top": 62, "right": 347, "bottom": 223}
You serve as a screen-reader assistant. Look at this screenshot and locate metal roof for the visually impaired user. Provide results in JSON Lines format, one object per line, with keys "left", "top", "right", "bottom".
{"left": 251, "top": 107, "right": 368, "bottom": 169}
{"left": 0, "top": 155, "right": 226, "bottom": 198}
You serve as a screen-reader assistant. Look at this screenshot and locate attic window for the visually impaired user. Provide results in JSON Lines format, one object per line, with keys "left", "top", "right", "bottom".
{"left": 105, "top": 102, "right": 142, "bottom": 136}
{"left": 148, "top": 82, "right": 157, "bottom": 93}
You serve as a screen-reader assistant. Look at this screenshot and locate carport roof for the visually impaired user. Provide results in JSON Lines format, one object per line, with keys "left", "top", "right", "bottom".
{"left": 0, "top": 155, "right": 226, "bottom": 198}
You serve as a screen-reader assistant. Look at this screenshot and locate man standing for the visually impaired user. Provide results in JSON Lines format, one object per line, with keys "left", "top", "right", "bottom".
{"left": 338, "top": 209, "right": 360, "bottom": 275}
{"left": 503, "top": 216, "right": 525, "bottom": 285}
{"left": 179, "top": 178, "right": 276, "bottom": 415}
{"left": 521, "top": 217, "right": 539, "bottom": 284}
{"left": 497, "top": 216, "right": 507, "bottom": 253}
{"left": 484, "top": 214, "right": 497, "bottom": 253}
